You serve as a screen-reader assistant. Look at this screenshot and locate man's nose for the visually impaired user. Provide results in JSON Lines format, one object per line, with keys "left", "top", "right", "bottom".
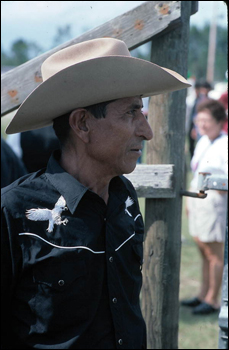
{"left": 136, "top": 113, "right": 153, "bottom": 141}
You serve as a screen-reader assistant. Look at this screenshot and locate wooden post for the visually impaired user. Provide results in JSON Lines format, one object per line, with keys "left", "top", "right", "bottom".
{"left": 206, "top": 1, "right": 218, "bottom": 83}
{"left": 141, "top": 2, "right": 192, "bottom": 349}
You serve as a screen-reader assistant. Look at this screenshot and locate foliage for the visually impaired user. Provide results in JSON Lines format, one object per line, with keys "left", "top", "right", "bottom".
{"left": 51, "top": 25, "right": 72, "bottom": 48}
{"left": 1, "top": 40, "right": 43, "bottom": 67}
{"left": 188, "top": 24, "right": 228, "bottom": 81}
{"left": 1, "top": 25, "right": 72, "bottom": 68}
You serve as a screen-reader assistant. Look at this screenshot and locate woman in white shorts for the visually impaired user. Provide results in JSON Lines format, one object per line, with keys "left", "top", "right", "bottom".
{"left": 182, "top": 99, "right": 228, "bottom": 315}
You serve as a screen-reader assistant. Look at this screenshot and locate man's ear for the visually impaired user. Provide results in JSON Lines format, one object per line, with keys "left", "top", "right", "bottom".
{"left": 69, "top": 108, "right": 90, "bottom": 143}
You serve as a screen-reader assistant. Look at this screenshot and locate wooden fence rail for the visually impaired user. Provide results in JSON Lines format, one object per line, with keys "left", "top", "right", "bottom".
{"left": 125, "top": 164, "right": 174, "bottom": 198}
{"left": 1, "top": 1, "right": 182, "bottom": 117}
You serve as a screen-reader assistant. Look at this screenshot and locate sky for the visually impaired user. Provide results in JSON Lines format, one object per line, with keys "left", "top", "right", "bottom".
{"left": 1, "top": 1, "right": 228, "bottom": 54}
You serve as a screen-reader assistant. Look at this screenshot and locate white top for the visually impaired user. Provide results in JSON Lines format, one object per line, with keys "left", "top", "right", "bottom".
{"left": 190, "top": 132, "right": 228, "bottom": 189}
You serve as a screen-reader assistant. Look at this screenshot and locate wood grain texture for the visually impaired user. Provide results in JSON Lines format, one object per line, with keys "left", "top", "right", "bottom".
{"left": 1, "top": 1, "right": 181, "bottom": 116}
{"left": 141, "top": 2, "right": 192, "bottom": 348}
{"left": 124, "top": 164, "right": 175, "bottom": 198}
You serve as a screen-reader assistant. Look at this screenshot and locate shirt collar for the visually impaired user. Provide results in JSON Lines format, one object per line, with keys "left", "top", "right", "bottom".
{"left": 45, "top": 150, "right": 131, "bottom": 215}
{"left": 45, "top": 150, "right": 88, "bottom": 214}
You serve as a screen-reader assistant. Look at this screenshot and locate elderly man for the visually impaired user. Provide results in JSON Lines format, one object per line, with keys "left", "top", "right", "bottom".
{"left": 1, "top": 38, "right": 190, "bottom": 349}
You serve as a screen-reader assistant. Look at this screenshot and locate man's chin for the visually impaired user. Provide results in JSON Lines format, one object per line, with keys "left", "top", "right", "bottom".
{"left": 122, "top": 162, "right": 137, "bottom": 175}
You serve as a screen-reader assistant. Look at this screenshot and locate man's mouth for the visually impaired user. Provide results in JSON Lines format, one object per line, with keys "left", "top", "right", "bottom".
{"left": 130, "top": 148, "right": 142, "bottom": 154}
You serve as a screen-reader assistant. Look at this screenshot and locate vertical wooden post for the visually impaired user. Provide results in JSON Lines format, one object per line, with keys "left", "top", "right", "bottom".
{"left": 206, "top": 1, "right": 218, "bottom": 83}
{"left": 141, "top": 2, "right": 192, "bottom": 349}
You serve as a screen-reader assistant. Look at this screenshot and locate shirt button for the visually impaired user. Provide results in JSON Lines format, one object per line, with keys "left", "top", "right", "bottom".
{"left": 58, "top": 279, "right": 65, "bottom": 286}
{"left": 118, "top": 339, "right": 123, "bottom": 345}
{"left": 112, "top": 297, "right": 117, "bottom": 304}
{"left": 109, "top": 256, "right": 113, "bottom": 263}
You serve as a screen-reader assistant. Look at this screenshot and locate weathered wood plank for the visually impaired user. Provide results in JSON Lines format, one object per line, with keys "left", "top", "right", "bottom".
{"left": 1, "top": 1, "right": 181, "bottom": 117}
{"left": 141, "top": 2, "right": 192, "bottom": 349}
{"left": 124, "top": 164, "right": 175, "bottom": 198}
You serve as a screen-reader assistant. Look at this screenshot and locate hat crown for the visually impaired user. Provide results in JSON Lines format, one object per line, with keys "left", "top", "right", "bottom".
{"left": 41, "top": 38, "right": 131, "bottom": 81}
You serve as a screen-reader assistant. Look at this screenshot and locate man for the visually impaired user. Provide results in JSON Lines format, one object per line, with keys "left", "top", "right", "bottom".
{"left": 1, "top": 38, "right": 190, "bottom": 349}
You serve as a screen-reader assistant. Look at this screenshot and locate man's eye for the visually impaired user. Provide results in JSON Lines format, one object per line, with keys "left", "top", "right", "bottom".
{"left": 127, "top": 109, "right": 137, "bottom": 116}
{"left": 127, "top": 109, "right": 144, "bottom": 117}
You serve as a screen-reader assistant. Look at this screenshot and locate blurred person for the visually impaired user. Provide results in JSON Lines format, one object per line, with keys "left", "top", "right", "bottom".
{"left": 6, "top": 125, "right": 60, "bottom": 173}
{"left": 218, "top": 91, "right": 228, "bottom": 134}
{"left": 186, "top": 79, "right": 212, "bottom": 159}
{"left": 1, "top": 137, "right": 27, "bottom": 188}
{"left": 216, "top": 70, "right": 228, "bottom": 133}
{"left": 1, "top": 38, "right": 190, "bottom": 349}
{"left": 182, "top": 99, "right": 228, "bottom": 315}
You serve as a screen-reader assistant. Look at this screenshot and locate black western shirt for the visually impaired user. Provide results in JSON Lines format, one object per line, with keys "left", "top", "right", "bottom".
{"left": 1, "top": 151, "right": 146, "bottom": 349}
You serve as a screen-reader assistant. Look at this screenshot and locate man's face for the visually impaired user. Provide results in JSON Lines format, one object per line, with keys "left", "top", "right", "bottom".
{"left": 86, "top": 96, "right": 153, "bottom": 177}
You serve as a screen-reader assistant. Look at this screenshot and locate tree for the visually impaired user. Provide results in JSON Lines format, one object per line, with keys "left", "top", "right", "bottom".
{"left": 1, "top": 24, "right": 73, "bottom": 68}
{"left": 52, "top": 25, "right": 72, "bottom": 48}
{"left": 1, "top": 39, "right": 43, "bottom": 67}
{"left": 188, "top": 24, "right": 227, "bottom": 82}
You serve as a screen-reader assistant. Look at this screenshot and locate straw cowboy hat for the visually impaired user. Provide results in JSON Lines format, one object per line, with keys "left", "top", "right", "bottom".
{"left": 6, "top": 37, "right": 191, "bottom": 134}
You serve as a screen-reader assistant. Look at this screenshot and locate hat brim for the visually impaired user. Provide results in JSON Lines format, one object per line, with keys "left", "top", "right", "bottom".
{"left": 6, "top": 56, "right": 191, "bottom": 134}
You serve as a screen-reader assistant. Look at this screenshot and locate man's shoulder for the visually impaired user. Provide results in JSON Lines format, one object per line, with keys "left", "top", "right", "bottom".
{"left": 119, "top": 175, "right": 138, "bottom": 200}
{"left": 1, "top": 169, "right": 46, "bottom": 209}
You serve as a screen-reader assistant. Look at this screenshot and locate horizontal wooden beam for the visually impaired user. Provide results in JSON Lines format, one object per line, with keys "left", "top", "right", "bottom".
{"left": 124, "top": 164, "right": 175, "bottom": 198}
{"left": 1, "top": 1, "right": 181, "bottom": 117}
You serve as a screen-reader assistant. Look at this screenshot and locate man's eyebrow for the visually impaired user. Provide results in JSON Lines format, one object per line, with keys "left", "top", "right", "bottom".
{"left": 127, "top": 102, "right": 144, "bottom": 110}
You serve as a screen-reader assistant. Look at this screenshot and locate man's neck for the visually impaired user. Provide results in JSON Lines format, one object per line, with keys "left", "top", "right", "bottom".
{"left": 59, "top": 149, "right": 111, "bottom": 204}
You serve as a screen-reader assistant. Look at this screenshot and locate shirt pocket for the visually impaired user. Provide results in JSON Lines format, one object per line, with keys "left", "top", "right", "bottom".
{"left": 33, "top": 258, "right": 88, "bottom": 331}
{"left": 34, "top": 258, "right": 86, "bottom": 290}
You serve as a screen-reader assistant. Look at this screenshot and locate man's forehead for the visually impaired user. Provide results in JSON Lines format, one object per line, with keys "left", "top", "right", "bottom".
{"left": 109, "top": 96, "right": 143, "bottom": 109}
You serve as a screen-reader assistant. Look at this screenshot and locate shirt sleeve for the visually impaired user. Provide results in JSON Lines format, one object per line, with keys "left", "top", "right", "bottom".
{"left": 1, "top": 205, "right": 23, "bottom": 348}
{"left": 1, "top": 206, "right": 14, "bottom": 347}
